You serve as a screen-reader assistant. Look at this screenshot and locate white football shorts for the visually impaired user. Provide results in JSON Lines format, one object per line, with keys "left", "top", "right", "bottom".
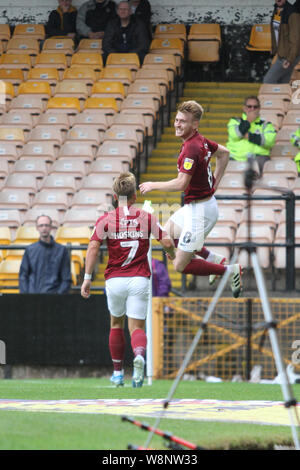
{"left": 170, "top": 196, "right": 218, "bottom": 252}
{"left": 105, "top": 276, "right": 150, "bottom": 320}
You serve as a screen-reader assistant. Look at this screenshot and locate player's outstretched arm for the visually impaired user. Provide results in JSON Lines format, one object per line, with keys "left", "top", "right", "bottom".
{"left": 81, "top": 240, "right": 101, "bottom": 299}
{"left": 213, "top": 144, "right": 230, "bottom": 191}
{"left": 139, "top": 172, "right": 191, "bottom": 195}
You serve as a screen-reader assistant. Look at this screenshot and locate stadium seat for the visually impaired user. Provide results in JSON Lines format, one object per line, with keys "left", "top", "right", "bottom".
{"left": 42, "top": 37, "right": 74, "bottom": 65}
{"left": 13, "top": 24, "right": 45, "bottom": 41}
{"left": 235, "top": 222, "right": 274, "bottom": 268}
{"left": 71, "top": 52, "right": 103, "bottom": 73}
{"left": 275, "top": 125, "right": 299, "bottom": 146}
{"left": 77, "top": 38, "right": 103, "bottom": 53}
{"left": 10, "top": 95, "right": 46, "bottom": 118}
{"left": 245, "top": 24, "right": 271, "bottom": 52}
{"left": 13, "top": 158, "right": 49, "bottom": 179}
{"left": 149, "top": 38, "right": 184, "bottom": 76}
{"left": 14, "top": 225, "right": 39, "bottom": 244}
{"left": 46, "top": 96, "right": 81, "bottom": 115}
{"left": 0, "top": 142, "right": 21, "bottom": 162}
{"left": 0, "top": 24, "right": 11, "bottom": 50}
{"left": 251, "top": 187, "right": 286, "bottom": 211}
{"left": 63, "top": 66, "right": 98, "bottom": 89}
{"left": 259, "top": 109, "right": 284, "bottom": 130}
{"left": 6, "top": 37, "right": 40, "bottom": 66}
{"left": 17, "top": 81, "right": 52, "bottom": 102}
{"left": 49, "top": 157, "right": 88, "bottom": 178}
{"left": 99, "top": 67, "right": 133, "bottom": 92}
{"left": 64, "top": 126, "right": 102, "bottom": 147}
{"left": 27, "top": 67, "right": 60, "bottom": 91}
{"left": 54, "top": 80, "right": 89, "bottom": 104}
{"left": 35, "top": 111, "right": 71, "bottom": 133}
{"left": 239, "top": 205, "right": 278, "bottom": 231}
{"left": 27, "top": 127, "right": 64, "bottom": 146}
{"left": 135, "top": 68, "right": 170, "bottom": 103}
{"left": 0, "top": 53, "right": 31, "bottom": 79}
{"left": 55, "top": 225, "right": 91, "bottom": 245}
{"left": 262, "top": 159, "right": 298, "bottom": 185}
{"left": 188, "top": 23, "right": 221, "bottom": 64}
{"left": 225, "top": 159, "right": 260, "bottom": 176}
{"left": 282, "top": 110, "right": 300, "bottom": 127}
{"left": 35, "top": 53, "right": 68, "bottom": 79}
{"left": 0, "top": 69, "right": 24, "bottom": 94}
{"left": 58, "top": 141, "right": 95, "bottom": 162}
{"left": 0, "top": 259, "right": 21, "bottom": 292}
{"left": 31, "top": 189, "right": 70, "bottom": 211}
{"left": 81, "top": 173, "right": 116, "bottom": 191}
{"left": 83, "top": 97, "right": 118, "bottom": 125}
{"left": 89, "top": 157, "right": 130, "bottom": 176}
{"left": 62, "top": 208, "right": 102, "bottom": 230}
{"left": 96, "top": 140, "right": 137, "bottom": 162}
{"left": 90, "top": 81, "right": 125, "bottom": 109}
{"left": 154, "top": 24, "right": 187, "bottom": 42}
{"left": 102, "top": 125, "right": 141, "bottom": 155}
{"left": 274, "top": 223, "right": 300, "bottom": 269}
{"left": 127, "top": 80, "right": 162, "bottom": 110}
{"left": 20, "top": 141, "right": 59, "bottom": 162}
{"left": 258, "top": 83, "right": 292, "bottom": 101}
{"left": 120, "top": 96, "right": 157, "bottom": 142}
{"left": 40, "top": 174, "right": 78, "bottom": 195}
{"left": 214, "top": 205, "right": 239, "bottom": 236}
{"left": 0, "top": 158, "right": 11, "bottom": 180}
{"left": 259, "top": 94, "right": 290, "bottom": 115}
{"left": 0, "top": 188, "right": 31, "bottom": 210}
{"left": 0, "top": 127, "right": 25, "bottom": 147}
{"left": 113, "top": 112, "right": 147, "bottom": 137}
{"left": 0, "top": 111, "right": 34, "bottom": 135}
{"left": 214, "top": 188, "right": 247, "bottom": 211}
{"left": 4, "top": 172, "right": 39, "bottom": 194}
{"left": 0, "top": 210, "right": 22, "bottom": 230}
{"left": 106, "top": 53, "right": 140, "bottom": 77}
{"left": 217, "top": 173, "right": 247, "bottom": 192}
{"left": 71, "top": 189, "right": 113, "bottom": 210}
{"left": 270, "top": 144, "right": 298, "bottom": 158}
{"left": 72, "top": 111, "right": 109, "bottom": 131}
{"left": 143, "top": 52, "right": 177, "bottom": 83}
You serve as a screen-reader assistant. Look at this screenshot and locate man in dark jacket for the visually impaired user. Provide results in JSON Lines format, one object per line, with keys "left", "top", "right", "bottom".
{"left": 76, "top": 0, "right": 116, "bottom": 39}
{"left": 263, "top": 0, "right": 300, "bottom": 83}
{"left": 19, "top": 215, "right": 71, "bottom": 294}
{"left": 102, "top": 0, "right": 150, "bottom": 64}
{"left": 45, "top": 0, "right": 77, "bottom": 39}
{"left": 129, "top": 0, "right": 152, "bottom": 39}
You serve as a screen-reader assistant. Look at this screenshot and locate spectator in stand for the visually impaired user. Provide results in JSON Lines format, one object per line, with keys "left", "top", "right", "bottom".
{"left": 152, "top": 258, "right": 171, "bottom": 297}
{"left": 19, "top": 215, "right": 71, "bottom": 294}
{"left": 45, "top": 0, "right": 77, "bottom": 39}
{"left": 291, "top": 126, "right": 300, "bottom": 174}
{"left": 102, "top": 0, "right": 150, "bottom": 64}
{"left": 76, "top": 0, "right": 116, "bottom": 40}
{"left": 226, "top": 95, "right": 277, "bottom": 173}
{"left": 263, "top": 0, "right": 300, "bottom": 84}
{"left": 129, "top": 0, "right": 152, "bottom": 40}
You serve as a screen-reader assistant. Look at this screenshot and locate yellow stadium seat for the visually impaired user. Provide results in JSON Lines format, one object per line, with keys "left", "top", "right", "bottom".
{"left": 27, "top": 67, "right": 60, "bottom": 91}
{"left": 83, "top": 97, "right": 118, "bottom": 124}
{"left": 0, "top": 226, "right": 11, "bottom": 245}
{"left": 154, "top": 24, "right": 187, "bottom": 41}
{"left": 0, "top": 54, "right": 31, "bottom": 80}
{"left": 42, "top": 37, "right": 74, "bottom": 65}
{"left": 0, "top": 24, "right": 11, "bottom": 50}
{"left": 106, "top": 53, "right": 140, "bottom": 78}
{"left": 35, "top": 53, "right": 68, "bottom": 80}
{"left": 0, "top": 69, "right": 24, "bottom": 95}
{"left": 188, "top": 23, "right": 221, "bottom": 64}
{"left": 13, "top": 24, "right": 45, "bottom": 41}
{"left": 246, "top": 24, "right": 271, "bottom": 52}
{"left": 77, "top": 38, "right": 102, "bottom": 53}
{"left": 47, "top": 96, "right": 81, "bottom": 114}
{"left": 55, "top": 225, "right": 92, "bottom": 245}
{"left": 54, "top": 80, "right": 89, "bottom": 105}
{"left": 0, "top": 259, "right": 21, "bottom": 291}
{"left": 99, "top": 67, "right": 133, "bottom": 92}
{"left": 91, "top": 81, "right": 125, "bottom": 109}
{"left": 0, "top": 127, "right": 25, "bottom": 146}
{"left": 14, "top": 225, "right": 39, "bottom": 243}
{"left": 0, "top": 81, "right": 14, "bottom": 111}
{"left": 6, "top": 37, "right": 40, "bottom": 65}
{"left": 71, "top": 52, "right": 103, "bottom": 73}
{"left": 18, "top": 81, "right": 52, "bottom": 102}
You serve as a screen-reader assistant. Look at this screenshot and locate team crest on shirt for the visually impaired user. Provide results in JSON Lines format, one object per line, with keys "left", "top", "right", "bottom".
{"left": 183, "top": 158, "right": 194, "bottom": 170}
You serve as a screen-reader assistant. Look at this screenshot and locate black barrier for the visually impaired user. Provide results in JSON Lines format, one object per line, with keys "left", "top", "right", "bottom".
{"left": 0, "top": 294, "right": 133, "bottom": 367}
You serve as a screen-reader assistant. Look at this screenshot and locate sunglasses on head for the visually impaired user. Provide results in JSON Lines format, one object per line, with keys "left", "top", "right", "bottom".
{"left": 246, "top": 104, "right": 259, "bottom": 109}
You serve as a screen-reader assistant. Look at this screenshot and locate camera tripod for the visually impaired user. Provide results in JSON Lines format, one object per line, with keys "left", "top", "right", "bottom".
{"left": 144, "top": 158, "right": 300, "bottom": 450}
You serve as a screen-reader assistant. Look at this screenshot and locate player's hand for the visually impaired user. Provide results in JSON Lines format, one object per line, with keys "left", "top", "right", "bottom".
{"left": 166, "top": 251, "right": 176, "bottom": 261}
{"left": 81, "top": 280, "right": 91, "bottom": 299}
{"left": 139, "top": 182, "right": 154, "bottom": 194}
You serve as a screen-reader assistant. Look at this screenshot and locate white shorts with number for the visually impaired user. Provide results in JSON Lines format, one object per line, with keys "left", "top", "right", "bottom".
{"left": 105, "top": 276, "right": 150, "bottom": 320}
{"left": 170, "top": 196, "right": 218, "bottom": 252}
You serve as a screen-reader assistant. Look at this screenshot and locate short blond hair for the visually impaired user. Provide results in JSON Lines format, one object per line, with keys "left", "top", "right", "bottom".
{"left": 112, "top": 172, "right": 136, "bottom": 199}
{"left": 177, "top": 100, "right": 203, "bottom": 121}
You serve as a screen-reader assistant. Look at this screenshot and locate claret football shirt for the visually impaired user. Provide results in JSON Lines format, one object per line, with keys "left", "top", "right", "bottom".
{"left": 91, "top": 205, "right": 167, "bottom": 280}
{"left": 177, "top": 131, "right": 218, "bottom": 204}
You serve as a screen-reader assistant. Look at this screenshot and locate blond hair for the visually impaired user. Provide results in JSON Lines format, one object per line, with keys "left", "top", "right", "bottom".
{"left": 112, "top": 172, "right": 136, "bottom": 199}
{"left": 177, "top": 100, "right": 203, "bottom": 121}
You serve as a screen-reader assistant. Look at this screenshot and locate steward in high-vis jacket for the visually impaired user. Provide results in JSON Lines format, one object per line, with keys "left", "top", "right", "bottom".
{"left": 291, "top": 126, "right": 300, "bottom": 173}
{"left": 226, "top": 95, "right": 277, "bottom": 173}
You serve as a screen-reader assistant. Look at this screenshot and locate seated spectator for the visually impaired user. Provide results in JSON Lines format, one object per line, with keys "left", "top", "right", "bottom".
{"left": 152, "top": 258, "right": 171, "bottom": 297}
{"left": 263, "top": 0, "right": 300, "bottom": 84}
{"left": 19, "top": 215, "right": 71, "bottom": 294}
{"left": 291, "top": 126, "right": 300, "bottom": 174}
{"left": 45, "top": 0, "right": 77, "bottom": 39}
{"left": 76, "top": 0, "right": 116, "bottom": 40}
{"left": 226, "top": 95, "right": 277, "bottom": 173}
{"left": 129, "top": 0, "right": 152, "bottom": 39}
{"left": 102, "top": 0, "right": 150, "bottom": 64}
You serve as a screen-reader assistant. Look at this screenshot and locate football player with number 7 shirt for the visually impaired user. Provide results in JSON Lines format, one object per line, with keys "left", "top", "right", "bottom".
{"left": 139, "top": 100, "right": 242, "bottom": 298}
{"left": 81, "top": 172, "right": 175, "bottom": 388}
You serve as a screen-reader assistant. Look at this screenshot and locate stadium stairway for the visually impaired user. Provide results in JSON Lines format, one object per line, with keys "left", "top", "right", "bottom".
{"left": 93, "top": 81, "right": 261, "bottom": 293}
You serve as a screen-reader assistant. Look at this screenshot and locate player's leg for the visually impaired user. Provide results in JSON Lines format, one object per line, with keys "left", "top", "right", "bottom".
{"left": 106, "top": 277, "right": 127, "bottom": 386}
{"left": 126, "top": 277, "right": 150, "bottom": 388}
